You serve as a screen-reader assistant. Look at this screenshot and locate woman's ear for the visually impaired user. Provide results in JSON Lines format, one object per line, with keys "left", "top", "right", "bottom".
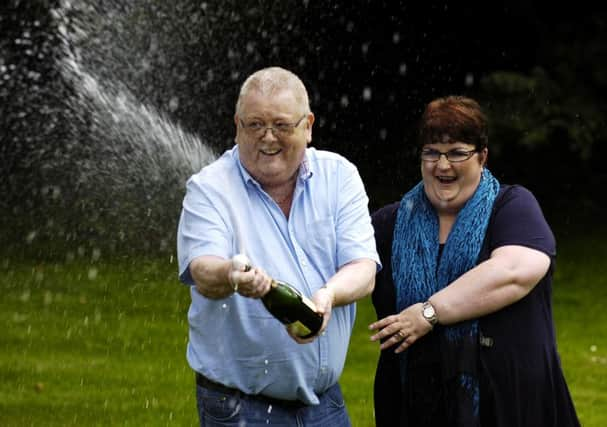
{"left": 479, "top": 148, "right": 489, "bottom": 167}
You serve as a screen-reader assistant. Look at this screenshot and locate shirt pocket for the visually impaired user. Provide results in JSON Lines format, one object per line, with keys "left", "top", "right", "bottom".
{"left": 302, "top": 217, "right": 337, "bottom": 272}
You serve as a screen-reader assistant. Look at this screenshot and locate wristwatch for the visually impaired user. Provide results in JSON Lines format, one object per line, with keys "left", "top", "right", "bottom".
{"left": 422, "top": 301, "right": 438, "bottom": 326}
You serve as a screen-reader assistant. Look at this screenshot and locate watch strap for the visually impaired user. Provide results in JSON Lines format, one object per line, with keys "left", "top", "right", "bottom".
{"left": 422, "top": 301, "right": 438, "bottom": 326}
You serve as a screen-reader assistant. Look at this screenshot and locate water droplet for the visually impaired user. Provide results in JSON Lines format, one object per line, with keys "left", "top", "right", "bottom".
{"left": 168, "top": 96, "right": 179, "bottom": 112}
{"left": 25, "top": 231, "right": 37, "bottom": 244}
{"left": 464, "top": 72, "right": 474, "bottom": 87}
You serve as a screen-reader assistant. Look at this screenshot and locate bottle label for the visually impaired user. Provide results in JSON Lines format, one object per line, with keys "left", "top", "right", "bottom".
{"left": 289, "top": 321, "right": 312, "bottom": 337}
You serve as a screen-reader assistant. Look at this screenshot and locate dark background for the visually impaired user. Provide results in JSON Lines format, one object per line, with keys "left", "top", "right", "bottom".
{"left": 1, "top": 0, "right": 605, "bottom": 257}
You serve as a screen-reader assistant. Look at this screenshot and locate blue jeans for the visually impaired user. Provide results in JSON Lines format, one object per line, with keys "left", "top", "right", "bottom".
{"left": 196, "top": 381, "right": 351, "bottom": 427}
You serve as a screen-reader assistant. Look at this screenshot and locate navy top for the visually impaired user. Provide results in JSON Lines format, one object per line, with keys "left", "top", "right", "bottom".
{"left": 371, "top": 185, "right": 580, "bottom": 427}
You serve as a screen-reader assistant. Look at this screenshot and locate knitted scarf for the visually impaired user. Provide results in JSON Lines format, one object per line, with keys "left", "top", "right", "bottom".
{"left": 392, "top": 168, "right": 499, "bottom": 424}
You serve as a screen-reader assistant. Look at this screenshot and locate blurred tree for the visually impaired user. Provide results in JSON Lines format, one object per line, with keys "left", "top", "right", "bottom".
{"left": 477, "top": 14, "right": 606, "bottom": 210}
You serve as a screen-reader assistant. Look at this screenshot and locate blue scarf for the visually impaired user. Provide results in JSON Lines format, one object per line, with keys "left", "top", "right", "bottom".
{"left": 392, "top": 168, "right": 499, "bottom": 423}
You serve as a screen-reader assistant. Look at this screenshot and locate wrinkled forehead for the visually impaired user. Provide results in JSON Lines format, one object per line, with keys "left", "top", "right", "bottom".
{"left": 238, "top": 88, "right": 305, "bottom": 118}
{"left": 236, "top": 70, "right": 309, "bottom": 115}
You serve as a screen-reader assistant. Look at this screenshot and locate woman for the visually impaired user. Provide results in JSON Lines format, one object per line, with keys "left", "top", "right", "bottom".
{"left": 369, "top": 96, "right": 580, "bottom": 426}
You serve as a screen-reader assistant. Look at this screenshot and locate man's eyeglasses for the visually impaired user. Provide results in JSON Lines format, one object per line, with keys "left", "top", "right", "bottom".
{"left": 239, "top": 114, "right": 307, "bottom": 138}
{"left": 420, "top": 148, "right": 479, "bottom": 163}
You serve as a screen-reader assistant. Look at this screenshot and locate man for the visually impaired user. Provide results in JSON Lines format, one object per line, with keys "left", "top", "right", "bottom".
{"left": 177, "top": 66, "right": 379, "bottom": 426}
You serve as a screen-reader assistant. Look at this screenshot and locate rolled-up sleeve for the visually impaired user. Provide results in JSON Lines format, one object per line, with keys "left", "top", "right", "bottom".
{"left": 177, "top": 175, "right": 231, "bottom": 285}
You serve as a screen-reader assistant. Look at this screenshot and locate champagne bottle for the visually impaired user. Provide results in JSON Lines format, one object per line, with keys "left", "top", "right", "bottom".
{"left": 232, "top": 254, "right": 323, "bottom": 338}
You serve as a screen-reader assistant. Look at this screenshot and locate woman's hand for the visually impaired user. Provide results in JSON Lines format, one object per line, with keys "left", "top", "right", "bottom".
{"left": 369, "top": 302, "right": 433, "bottom": 353}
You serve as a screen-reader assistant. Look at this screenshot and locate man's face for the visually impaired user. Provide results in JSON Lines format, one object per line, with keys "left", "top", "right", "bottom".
{"left": 235, "top": 89, "right": 313, "bottom": 189}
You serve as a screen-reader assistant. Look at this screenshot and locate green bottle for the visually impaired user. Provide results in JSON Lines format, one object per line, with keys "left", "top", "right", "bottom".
{"left": 232, "top": 254, "right": 323, "bottom": 338}
{"left": 262, "top": 279, "right": 323, "bottom": 338}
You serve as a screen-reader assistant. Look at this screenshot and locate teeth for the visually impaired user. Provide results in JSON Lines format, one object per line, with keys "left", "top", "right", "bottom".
{"left": 261, "top": 148, "right": 280, "bottom": 155}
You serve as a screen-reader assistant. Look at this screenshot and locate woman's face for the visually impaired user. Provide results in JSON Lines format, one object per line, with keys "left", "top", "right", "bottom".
{"left": 421, "top": 141, "right": 487, "bottom": 215}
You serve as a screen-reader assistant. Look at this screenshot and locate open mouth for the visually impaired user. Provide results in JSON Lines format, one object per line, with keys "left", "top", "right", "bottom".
{"left": 260, "top": 148, "right": 282, "bottom": 156}
{"left": 436, "top": 175, "right": 456, "bottom": 184}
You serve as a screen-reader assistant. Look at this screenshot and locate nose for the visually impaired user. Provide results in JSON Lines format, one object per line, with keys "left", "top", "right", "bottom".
{"left": 261, "top": 127, "right": 278, "bottom": 141}
{"left": 436, "top": 153, "right": 451, "bottom": 168}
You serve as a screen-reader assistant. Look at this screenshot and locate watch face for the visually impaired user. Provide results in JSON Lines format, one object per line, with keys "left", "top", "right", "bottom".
{"left": 423, "top": 306, "right": 435, "bottom": 318}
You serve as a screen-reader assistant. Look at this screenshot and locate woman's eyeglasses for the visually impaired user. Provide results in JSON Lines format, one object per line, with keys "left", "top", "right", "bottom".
{"left": 420, "top": 148, "right": 478, "bottom": 163}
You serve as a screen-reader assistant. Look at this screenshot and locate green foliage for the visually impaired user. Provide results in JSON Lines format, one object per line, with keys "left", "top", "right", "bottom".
{"left": 1, "top": 229, "right": 606, "bottom": 426}
{"left": 475, "top": 16, "right": 606, "bottom": 210}
{"left": 480, "top": 67, "right": 604, "bottom": 160}
{"left": 478, "top": 15, "right": 606, "bottom": 161}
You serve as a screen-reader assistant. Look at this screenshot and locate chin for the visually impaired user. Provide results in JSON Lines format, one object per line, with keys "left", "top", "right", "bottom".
{"left": 430, "top": 193, "right": 461, "bottom": 211}
{"left": 434, "top": 191, "right": 457, "bottom": 203}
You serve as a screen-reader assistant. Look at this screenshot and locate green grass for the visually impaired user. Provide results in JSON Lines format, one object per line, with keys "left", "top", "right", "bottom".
{"left": 0, "top": 258, "right": 195, "bottom": 426}
{"left": 1, "top": 230, "right": 606, "bottom": 426}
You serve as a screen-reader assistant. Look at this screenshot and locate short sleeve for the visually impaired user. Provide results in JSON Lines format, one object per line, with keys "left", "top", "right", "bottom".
{"left": 335, "top": 161, "right": 381, "bottom": 270}
{"left": 488, "top": 185, "right": 556, "bottom": 258}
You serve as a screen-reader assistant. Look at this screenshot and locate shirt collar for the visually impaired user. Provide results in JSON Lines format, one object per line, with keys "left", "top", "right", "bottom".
{"left": 233, "top": 146, "right": 314, "bottom": 188}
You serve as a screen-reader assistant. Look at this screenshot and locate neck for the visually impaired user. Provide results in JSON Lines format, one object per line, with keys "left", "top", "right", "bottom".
{"left": 265, "top": 175, "right": 297, "bottom": 204}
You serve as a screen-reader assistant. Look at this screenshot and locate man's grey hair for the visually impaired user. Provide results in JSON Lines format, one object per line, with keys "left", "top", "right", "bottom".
{"left": 235, "top": 67, "right": 311, "bottom": 116}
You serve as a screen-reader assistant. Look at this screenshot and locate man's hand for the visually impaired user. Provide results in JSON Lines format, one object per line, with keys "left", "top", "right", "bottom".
{"left": 287, "top": 285, "right": 335, "bottom": 344}
{"left": 229, "top": 254, "right": 272, "bottom": 298}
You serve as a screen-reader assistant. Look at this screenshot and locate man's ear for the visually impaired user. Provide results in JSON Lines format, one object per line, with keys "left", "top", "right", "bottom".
{"left": 305, "top": 112, "right": 315, "bottom": 144}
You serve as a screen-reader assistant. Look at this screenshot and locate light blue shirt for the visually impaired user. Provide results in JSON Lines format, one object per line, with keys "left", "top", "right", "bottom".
{"left": 177, "top": 146, "right": 380, "bottom": 405}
